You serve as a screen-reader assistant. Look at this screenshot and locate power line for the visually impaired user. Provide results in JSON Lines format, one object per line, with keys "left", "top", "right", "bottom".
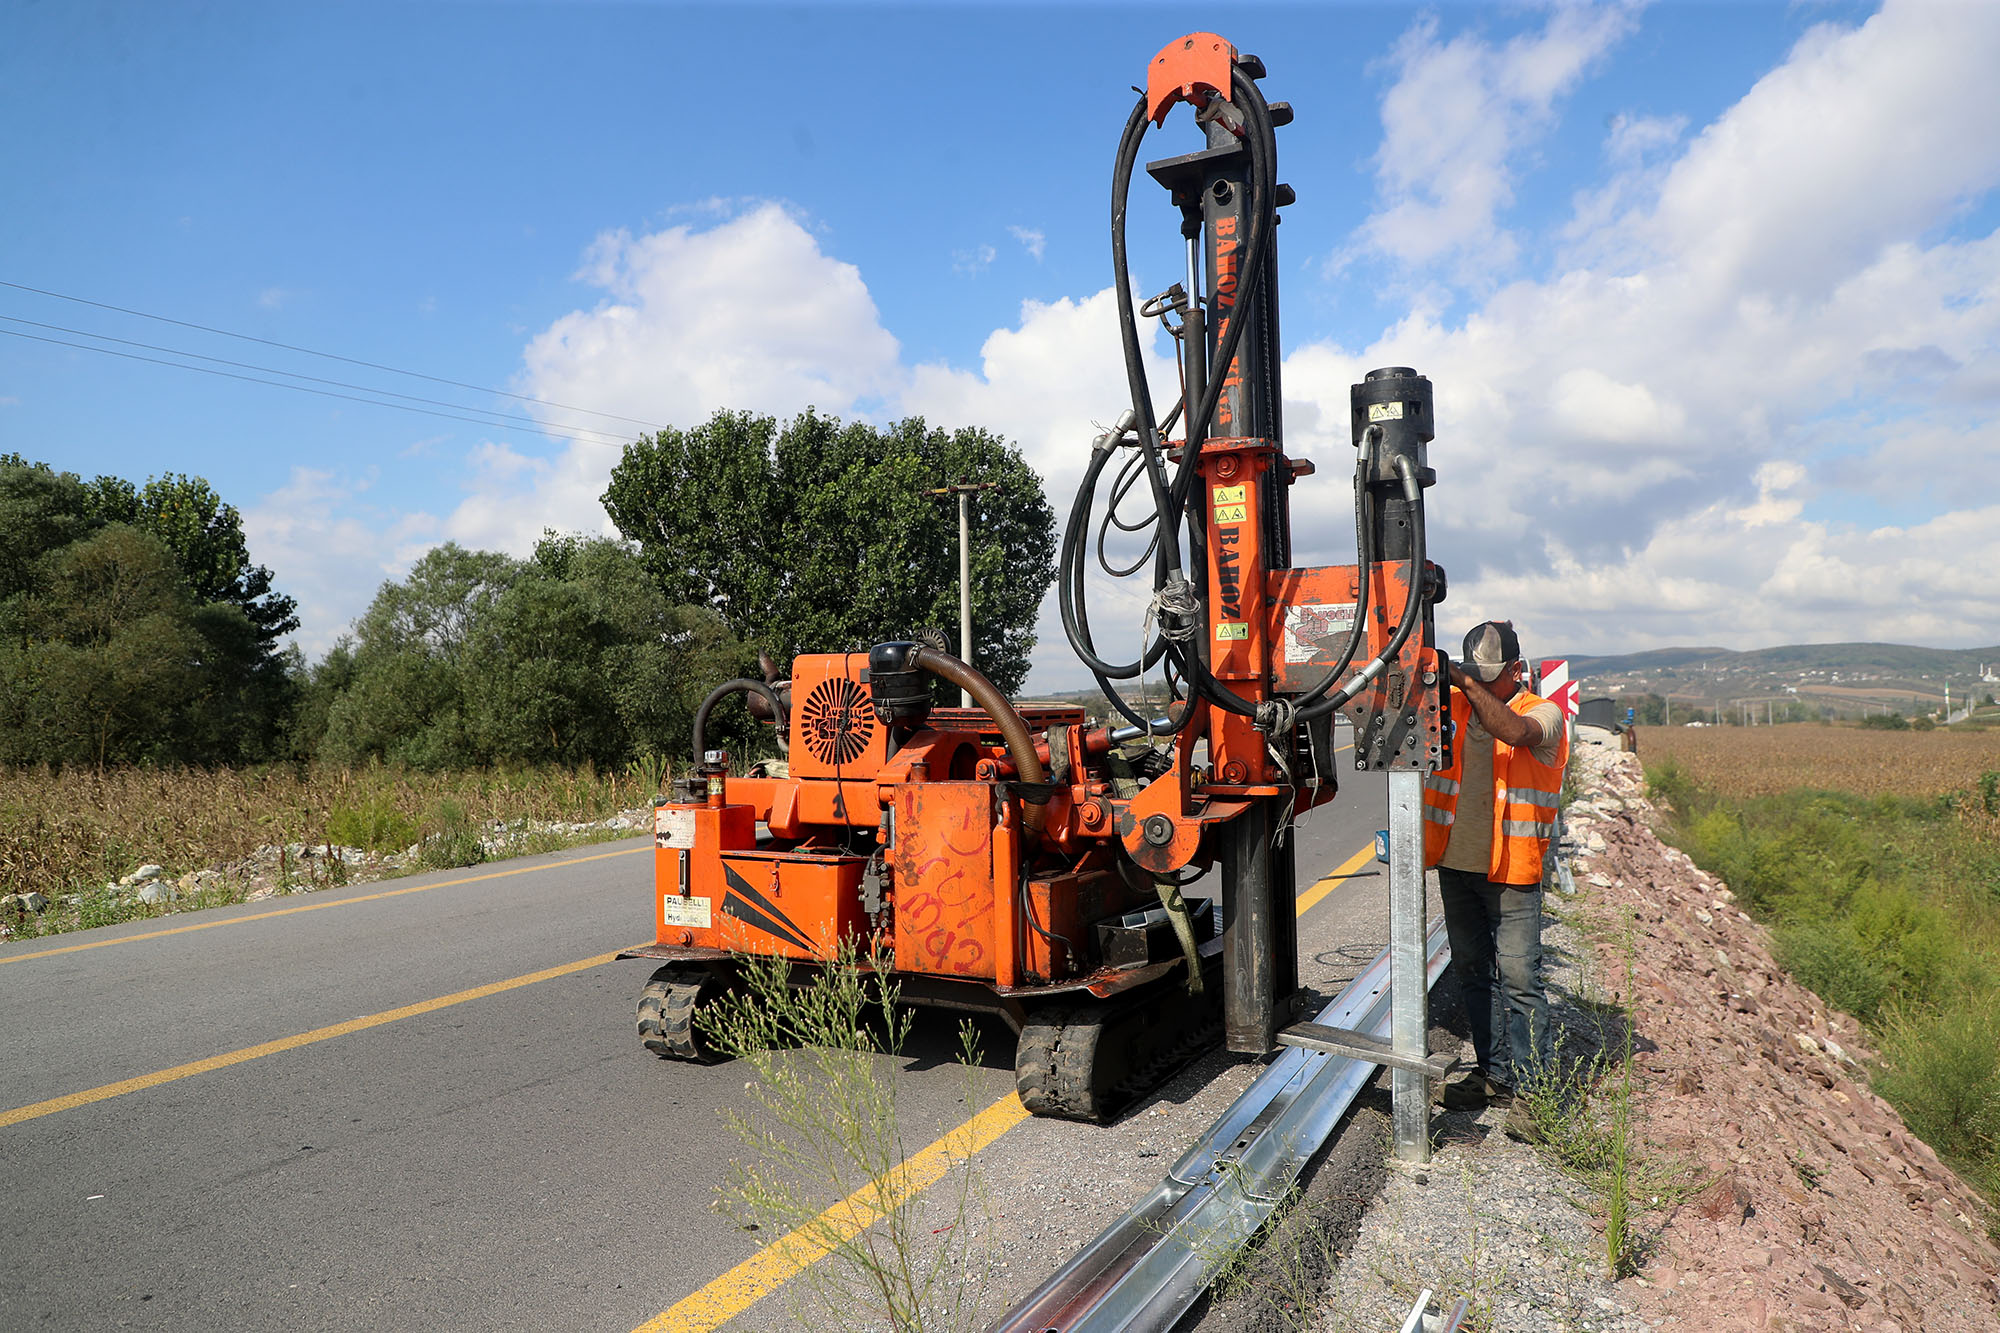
{"left": 0, "top": 313, "right": 635, "bottom": 446}
{"left": 0, "top": 277, "right": 666, "bottom": 433}
{"left": 0, "top": 327, "right": 634, "bottom": 449}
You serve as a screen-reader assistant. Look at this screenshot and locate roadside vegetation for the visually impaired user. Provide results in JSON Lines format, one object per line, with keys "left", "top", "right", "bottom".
{"left": 1, "top": 422, "right": 1061, "bottom": 942}
{"left": 1643, "top": 725, "right": 2000, "bottom": 1214}
{"left": 0, "top": 760, "right": 666, "bottom": 941}
{"left": 698, "top": 946, "right": 995, "bottom": 1333}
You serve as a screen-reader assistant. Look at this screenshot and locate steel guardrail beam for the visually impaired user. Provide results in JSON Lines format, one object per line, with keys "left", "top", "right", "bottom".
{"left": 988, "top": 915, "right": 1450, "bottom": 1333}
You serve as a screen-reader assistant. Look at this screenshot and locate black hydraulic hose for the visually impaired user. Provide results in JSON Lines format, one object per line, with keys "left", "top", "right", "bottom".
{"left": 1298, "top": 457, "right": 1429, "bottom": 722}
{"left": 1283, "top": 429, "right": 1380, "bottom": 714}
{"left": 1060, "top": 444, "right": 1170, "bottom": 681}
{"left": 691, "top": 678, "right": 790, "bottom": 762}
{"left": 1098, "top": 450, "right": 1160, "bottom": 578}
{"left": 1073, "top": 69, "right": 1286, "bottom": 734}
{"left": 1109, "top": 99, "right": 1183, "bottom": 582}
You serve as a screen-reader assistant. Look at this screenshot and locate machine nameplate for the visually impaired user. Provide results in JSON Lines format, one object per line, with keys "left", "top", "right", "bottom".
{"left": 654, "top": 808, "right": 696, "bottom": 848}
{"left": 1281, "top": 603, "right": 1357, "bottom": 664}
{"left": 661, "top": 894, "right": 712, "bottom": 929}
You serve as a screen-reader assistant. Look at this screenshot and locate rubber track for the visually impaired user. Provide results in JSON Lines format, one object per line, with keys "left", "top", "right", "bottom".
{"left": 636, "top": 964, "right": 720, "bottom": 1062}
{"left": 1017, "top": 979, "right": 1223, "bottom": 1123}
{"left": 1017, "top": 1004, "right": 1107, "bottom": 1121}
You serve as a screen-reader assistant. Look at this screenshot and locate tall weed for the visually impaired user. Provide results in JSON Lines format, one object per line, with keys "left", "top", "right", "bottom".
{"left": 698, "top": 946, "right": 994, "bottom": 1333}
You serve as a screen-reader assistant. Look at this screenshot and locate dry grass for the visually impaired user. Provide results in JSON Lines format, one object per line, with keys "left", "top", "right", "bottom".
{"left": 0, "top": 762, "right": 665, "bottom": 899}
{"left": 1639, "top": 723, "right": 2000, "bottom": 800}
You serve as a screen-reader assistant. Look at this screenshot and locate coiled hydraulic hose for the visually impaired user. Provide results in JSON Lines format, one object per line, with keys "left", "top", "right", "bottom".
{"left": 1296, "top": 455, "right": 1428, "bottom": 722}
{"left": 1071, "top": 65, "right": 1285, "bottom": 732}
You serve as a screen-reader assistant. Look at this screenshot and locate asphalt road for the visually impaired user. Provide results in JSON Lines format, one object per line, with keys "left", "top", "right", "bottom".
{"left": 0, "top": 756, "right": 1399, "bottom": 1332}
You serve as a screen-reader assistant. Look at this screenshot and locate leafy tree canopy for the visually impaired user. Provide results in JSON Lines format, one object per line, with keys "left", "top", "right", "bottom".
{"left": 315, "top": 537, "right": 748, "bottom": 769}
{"left": 0, "top": 456, "right": 297, "bottom": 766}
{"left": 600, "top": 410, "right": 1057, "bottom": 694}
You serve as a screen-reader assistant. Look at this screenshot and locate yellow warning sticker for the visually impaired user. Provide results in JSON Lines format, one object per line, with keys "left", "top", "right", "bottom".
{"left": 1213, "top": 503, "right": 1247, "bottom": 524}
{"left": 1367, "top": 402, "right": 1405, "bottom": 423}
{"left": 1215, "top": 622, "right": 1250, "bottom": 641}
{"left": 1212, "top": 484, "right": 1246, "bottom": 504}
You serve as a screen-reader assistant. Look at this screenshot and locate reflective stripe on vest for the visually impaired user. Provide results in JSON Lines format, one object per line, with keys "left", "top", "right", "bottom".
{"left": 1422, "top": 687, "right": 1570, "bottom": 885}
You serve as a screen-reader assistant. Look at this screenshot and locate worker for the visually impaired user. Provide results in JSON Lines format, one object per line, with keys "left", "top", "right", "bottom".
{"left": 1424, "top": 621, "right": 1569, "bottom": 1133}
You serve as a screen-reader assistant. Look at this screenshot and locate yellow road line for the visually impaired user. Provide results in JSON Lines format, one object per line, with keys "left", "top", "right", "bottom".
{"left": 0, "top": 951, "right": 621, "bottom": 1130}
{"left": 1296, "top": 840, "right": 1379, "bottom": 916}
{"left": 635, "top": 1092, "right": 1031, "bottom": 1333}
{"left": 640, "top": 831, "right": 1379, "bottom": 1331}
{"left": 0, "top": 846, "right": 648, "bottom": 967}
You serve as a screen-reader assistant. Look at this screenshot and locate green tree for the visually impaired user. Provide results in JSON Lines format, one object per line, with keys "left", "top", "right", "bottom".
{"left": 108, "top": 472, "right": 299, "bottom": 649}
{"left": 319, "top": 536, "right": 749, "bottom": 768}
{"left": 0, "top": 456, "right": 298, "bottom": 765}
{"left": 601, "top": 409, "right": 1057, "bottom": 693}
{"left": 0, "top": 525, "right": 205, "bottom": 766}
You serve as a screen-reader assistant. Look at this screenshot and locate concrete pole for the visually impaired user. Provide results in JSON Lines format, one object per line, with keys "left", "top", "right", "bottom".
{"left": 958, "top": 489, "right": 972, "bottom": 666}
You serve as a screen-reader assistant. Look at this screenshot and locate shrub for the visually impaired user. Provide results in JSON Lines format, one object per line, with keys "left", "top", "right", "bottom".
{"left": 326, "top": 794, "right": 421, "bottom": 853}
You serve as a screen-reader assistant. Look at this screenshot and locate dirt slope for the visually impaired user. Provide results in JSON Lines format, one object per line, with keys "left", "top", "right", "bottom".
{"left": 1565, "top": 731, "right": 2000, "bottom": 1331}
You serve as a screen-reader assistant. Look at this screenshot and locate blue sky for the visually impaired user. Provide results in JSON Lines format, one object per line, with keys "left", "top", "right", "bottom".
{"left": 6, "top": 0, "right": 1997, "bottom": 690}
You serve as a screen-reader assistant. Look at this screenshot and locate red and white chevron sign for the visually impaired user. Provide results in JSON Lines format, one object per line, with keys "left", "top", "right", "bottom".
{"left": 1539, "top": 659, "right": 1579, "bottom": 719}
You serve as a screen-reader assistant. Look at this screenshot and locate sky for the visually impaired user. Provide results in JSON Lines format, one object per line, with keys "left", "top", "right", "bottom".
{"left": 5, "top": 0, "right": 1998, "bottom": 692}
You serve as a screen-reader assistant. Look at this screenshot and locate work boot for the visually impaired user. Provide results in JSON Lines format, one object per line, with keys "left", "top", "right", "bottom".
{"left": 1439, "top": 1071, "right": 1493, "bottom": 1111}
{"left": 1503, "top": 1097, "right": 1546, "bottom": 1144}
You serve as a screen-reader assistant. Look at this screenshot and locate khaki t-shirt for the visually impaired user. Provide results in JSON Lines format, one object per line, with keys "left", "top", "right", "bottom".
{"left": 1439, "top": 698, "right": 1564, "bottom": 875}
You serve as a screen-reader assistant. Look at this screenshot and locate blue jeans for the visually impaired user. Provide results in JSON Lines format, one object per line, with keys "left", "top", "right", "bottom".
{"left": 1437, "top": 866, "right": 1551, "bottom": 1089}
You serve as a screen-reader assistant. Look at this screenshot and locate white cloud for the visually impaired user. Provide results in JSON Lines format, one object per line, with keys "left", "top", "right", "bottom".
{"left": 439, "top": 202, "right": 905, "bottom": 557}
{"left": 1008, "top": 226, "right": 1047, "bottom": 262}
{"left": 903, "top": 288, "right": 1180, "bottom": 685}
{"left": 270, "top": 1, "right": 2000, "bottom": 681}
{"left": 1311, "top": 0, "right": 2000, "bottom": 661}
{"left": 953, "top": 243, "right": 998, "bottom": 274}
{"left": 242, "top": 467, "right": 439, "bottom": 656}
{"left": 256, "top": 287, "right": 289, "bottom": 310}
{"left": 1352, "top": 3, "right": 1638, "bottom": 273}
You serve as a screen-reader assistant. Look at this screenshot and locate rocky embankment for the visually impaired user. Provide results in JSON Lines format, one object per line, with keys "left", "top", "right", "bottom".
{"left": 1565, "top": 730, "right": 2000, "bottom": 1332}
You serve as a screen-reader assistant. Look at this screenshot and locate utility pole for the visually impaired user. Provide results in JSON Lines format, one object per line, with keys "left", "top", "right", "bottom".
{"left": 926, "top": 480, "right": 1002, "bottom": 702}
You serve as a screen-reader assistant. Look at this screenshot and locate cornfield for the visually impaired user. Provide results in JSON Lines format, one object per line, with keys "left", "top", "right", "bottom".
{"left": 1638, "top": 723, "right": 2000, "bottom": 800}
{"left": 0, "top": 761, "right": 664, "bottom": 897}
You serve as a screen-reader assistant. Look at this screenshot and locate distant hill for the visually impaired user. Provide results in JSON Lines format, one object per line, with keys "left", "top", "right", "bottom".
{"left": 1563, "top": 642, "right": 2000, "bottom": 678}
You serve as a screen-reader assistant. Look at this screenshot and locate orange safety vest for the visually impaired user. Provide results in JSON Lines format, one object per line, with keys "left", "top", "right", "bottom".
{"left": 1422, "top": 688, "right": 1569, "bottom": 885}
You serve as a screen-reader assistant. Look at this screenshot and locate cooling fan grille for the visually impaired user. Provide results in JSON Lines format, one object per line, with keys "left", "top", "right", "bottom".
{"left": 798, "top": 677, "right": 876, "bottom": 766}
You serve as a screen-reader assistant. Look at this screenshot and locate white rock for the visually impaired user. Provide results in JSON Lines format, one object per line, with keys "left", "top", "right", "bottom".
{"left": 136, "top": 882, "right": 177, "bottom": 905}
{"left": 1795, "top": 1033, "right": 1823, "bottom": 1055}
{"left": 119, "top": 864, "right": 165, "bottom": 886}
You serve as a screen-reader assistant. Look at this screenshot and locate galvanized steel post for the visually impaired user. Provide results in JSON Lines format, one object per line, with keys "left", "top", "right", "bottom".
{"left": 1387, "top": 768, "right": 1430, "bottom": 1161}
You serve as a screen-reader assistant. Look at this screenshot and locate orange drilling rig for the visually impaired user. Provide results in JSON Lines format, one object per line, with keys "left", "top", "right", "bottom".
{"left": 621, "top": 32, "right": 1451, "bottom": 1121}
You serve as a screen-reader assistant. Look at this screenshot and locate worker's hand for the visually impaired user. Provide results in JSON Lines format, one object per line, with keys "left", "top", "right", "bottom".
{"left": 1447, "top": 659, "right": 1473, "bottom": 689}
